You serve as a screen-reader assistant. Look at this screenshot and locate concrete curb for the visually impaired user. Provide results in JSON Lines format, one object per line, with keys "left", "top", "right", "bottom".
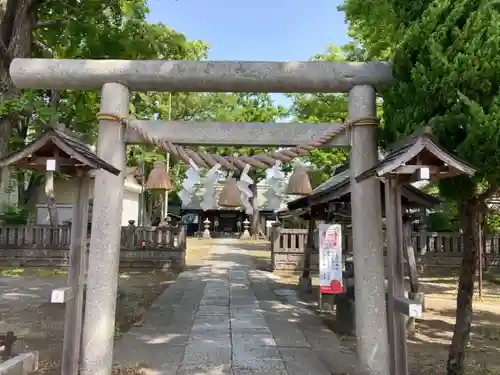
{"left": 0, "top": 352, "right": 38, "bottom": 375}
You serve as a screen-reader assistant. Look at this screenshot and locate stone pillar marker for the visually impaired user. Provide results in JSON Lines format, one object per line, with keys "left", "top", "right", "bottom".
{"left": 348, "top": 85, "right": 390, "bottom": 374}
{"left": 80, "top": 82, "right": 129, "bottom": 375}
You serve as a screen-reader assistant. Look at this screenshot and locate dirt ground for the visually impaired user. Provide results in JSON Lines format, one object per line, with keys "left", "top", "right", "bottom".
{"left": 2, "top": 239, "right": 499, "bottom": 375}
{"left": 0, "top": 236, "right": 218, "bottom": 375}
{"left": 0, "top": 268, "right": 176, "bottom": 374}
{"left": 242, "top": 242, "right": 500, "bottom": 375}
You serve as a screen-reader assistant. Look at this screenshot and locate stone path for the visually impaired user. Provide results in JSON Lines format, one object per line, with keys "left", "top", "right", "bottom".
{"left": 114, "top": 241, "right": 360, "bottom": 374}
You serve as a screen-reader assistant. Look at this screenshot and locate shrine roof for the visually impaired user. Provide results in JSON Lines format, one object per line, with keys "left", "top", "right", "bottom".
{"left": 0, "top": 127, "right": 120, "bottom": 175}
{"left": 287, "top": 164, "right": 441, "bottom": 211}
{"left": 356, "top": 131, "right": 476, "bottom": 182}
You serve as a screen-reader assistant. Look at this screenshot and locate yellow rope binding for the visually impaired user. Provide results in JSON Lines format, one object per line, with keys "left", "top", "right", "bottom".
{"left": 97, "top": 113, "right": 126, "bottom": 122}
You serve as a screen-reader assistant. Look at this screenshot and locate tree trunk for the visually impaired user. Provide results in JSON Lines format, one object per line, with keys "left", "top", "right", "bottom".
{"left": 0, "top": 113, "right": 13, "bottom": 207}
{"left": 446, "top": 199, "right": 484, "bottom": 374}
{"left": 302, "top": 217, "right": 315, "bottom": 279}
{"left": 0, "top": 0, "right": 36, "bottom": 207}
{"left": 482, "top": 233, "right": 489, "bottom": 271}
{"left": 16, "top": 170, "right": 24, "bottom": 204}
{"left": 45, "top": 171, "right": 58, "bottom": 226}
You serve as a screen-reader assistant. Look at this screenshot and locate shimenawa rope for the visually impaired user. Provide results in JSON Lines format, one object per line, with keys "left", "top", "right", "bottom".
{"left": 96, "top": 113, "right": 378, "bottom": 171}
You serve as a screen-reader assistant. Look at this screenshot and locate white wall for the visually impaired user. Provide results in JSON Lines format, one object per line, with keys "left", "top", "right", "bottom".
{"left": 36, "top": 204, "right": 74, "bottom": 225}
{"left": 36, "top": 190, "right": 140, "bottom": 226}
{"left": 35, "top": 169, "right": 142, "bottom": 226}
{"left": 121, "top": 189, "right": 139, "bottom": 226}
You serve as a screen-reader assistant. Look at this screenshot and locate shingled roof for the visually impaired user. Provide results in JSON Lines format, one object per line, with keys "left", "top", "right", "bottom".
{"left": 287, "top": 165, "right": 441, "bottom": 212}
{"left": 0, "top": 127, "right": 120, "bottom": 175}
{"left": 356, "top": 131, "right": 475, "bottom": 182}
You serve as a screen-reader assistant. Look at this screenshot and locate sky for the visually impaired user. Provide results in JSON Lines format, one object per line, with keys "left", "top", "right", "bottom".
{"left": 147, "top": 0, "right": 350, "bottom": 107}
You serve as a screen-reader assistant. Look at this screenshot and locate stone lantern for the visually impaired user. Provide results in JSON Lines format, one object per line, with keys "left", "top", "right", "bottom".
{"left": 202, "top": 218, "right": 211, "bottom": 239}
{"left": 240, "top": 218, "right": 251, "bottom": 240}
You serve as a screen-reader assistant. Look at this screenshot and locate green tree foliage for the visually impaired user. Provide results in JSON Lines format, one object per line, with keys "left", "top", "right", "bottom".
{"left": 1, "top": 0, "right": 210, "bottom": 208}
{"left": 485, "top": 210, "right": 500, "bottom": 233}
{"left": 343, "top": 0, "right": 500, "bottom": 372}
{"left": 195, "top": 92, "right": 286, "bottom": 237}
{"left": 1, "top": 1, "right": 350, "bottom": 230}
{"left": 198, "top": 92, "right": 287, "bottom": 177}
{"left": 287, "top": 45, "right": 349, "bottom": 184}
{"left": 1, "top": 0, "right": 289, "bottom": 234}
{"left": 288, "top": 44, "right": 384, "bottom": 186}
{"left": 426, "top": 203, "right": 460, "bottom": 232}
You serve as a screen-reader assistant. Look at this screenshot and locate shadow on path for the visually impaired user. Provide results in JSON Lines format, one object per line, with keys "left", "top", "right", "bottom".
{"left": 113, "top": 239, "right": 361, "bottom": 375}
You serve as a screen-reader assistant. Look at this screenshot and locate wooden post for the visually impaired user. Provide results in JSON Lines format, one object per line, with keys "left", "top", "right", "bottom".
{"left": 418, "top": 214, "right": 428, "bottom": 255}
{"left": 385, "top": 178, "right": 407, "bottom": 375}
{"left": 403, "top": 219, "right": 420, "bottom": 292}
{"left": 299, "top": 216, "right": 315, "bottom": 293}
{"left": 270, "top": 223, "right": 281, "bottom": 270}
{"left": 403, "top": 217, "right": 423, "bottom": 334}
{"left": 384, "top": 177, "right": 425, "bottom": 375}
{"left": 478, "top": 220, "right": 484, "bottom": 301}
{"left": 61, "top": 171, "right": 91, "bottom": 375}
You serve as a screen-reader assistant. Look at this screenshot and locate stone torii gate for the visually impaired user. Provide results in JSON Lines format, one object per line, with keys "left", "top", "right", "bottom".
{"left": 10, "top": 59, "right": 393, "bottom": 375}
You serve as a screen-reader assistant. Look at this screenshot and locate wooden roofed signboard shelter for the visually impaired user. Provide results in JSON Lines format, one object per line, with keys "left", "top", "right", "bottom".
{"left": 0, "top": 127, "right": 120, "bottom": 175}
{"left": 356, "top": 130, "right": 476, "bottom": 184}
{"left": 282, "top": 161, "right": 442, "bottom": 300}
{"left": 355, "top": 130, "right": 476, "bottom": 375}
{"left": 0, "top": 126, "right": 120, "bottom": 375}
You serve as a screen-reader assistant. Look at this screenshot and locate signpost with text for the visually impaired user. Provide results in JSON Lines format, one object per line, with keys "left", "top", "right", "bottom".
{"left": 318, "top": 223, "right": 343, "bottom": 310}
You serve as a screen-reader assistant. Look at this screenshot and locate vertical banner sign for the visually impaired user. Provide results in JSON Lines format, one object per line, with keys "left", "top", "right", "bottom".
{"left": 319, "top": 224, "right": 343, "bottom": 294}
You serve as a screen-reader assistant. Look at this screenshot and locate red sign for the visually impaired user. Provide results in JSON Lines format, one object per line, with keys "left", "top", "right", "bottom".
{"left": 319, "top": 224, "right": 343, "bottom": 294}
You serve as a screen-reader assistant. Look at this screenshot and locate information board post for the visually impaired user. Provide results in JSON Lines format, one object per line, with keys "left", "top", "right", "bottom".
{"left": 318, "top": 224, "right": 344, "bottom": 312}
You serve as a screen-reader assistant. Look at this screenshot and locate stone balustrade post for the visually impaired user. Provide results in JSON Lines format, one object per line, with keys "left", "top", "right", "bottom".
{"left": 125, "top": 220, "right": 136, "bottom": 249}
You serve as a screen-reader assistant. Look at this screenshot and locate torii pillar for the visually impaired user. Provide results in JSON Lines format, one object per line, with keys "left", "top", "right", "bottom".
{"left": 81, "top": 83, "right": 129, "bottom": 375}
{"left": 349, "top": 85, "right": 390, "bottom": 374}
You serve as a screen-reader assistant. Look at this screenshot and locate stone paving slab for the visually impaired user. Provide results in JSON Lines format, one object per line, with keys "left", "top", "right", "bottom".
{"left": 248, "top": 269, "right": 362, "bottom": 374}
{"left": 232, "top": 331, "right": 276, "bottom": 349}
{"left": 113, "top": 242, "right": 360, "bottom": 374}
{"left": 280, "top": 348, "right": 331, "bottom": 375}
{"left": 183, "top": 340, "right": 231, "bottom": 365}
{"left": 176, "top": 363, "right": 232, "bottom": 375}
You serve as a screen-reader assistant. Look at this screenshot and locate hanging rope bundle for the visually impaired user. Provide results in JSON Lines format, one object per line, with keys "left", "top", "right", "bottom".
{"left": 96, "top": 113, "right": 379, "bottom": 171}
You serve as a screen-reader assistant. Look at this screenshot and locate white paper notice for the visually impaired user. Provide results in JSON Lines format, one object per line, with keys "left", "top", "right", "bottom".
{"left": 318, "top": 224, "right": 343, "bottom": 294}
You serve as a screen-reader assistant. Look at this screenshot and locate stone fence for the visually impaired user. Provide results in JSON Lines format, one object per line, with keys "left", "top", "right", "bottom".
{"left": 0, "top": 223, "right": 187, "bottom": 270}
{"left": 270, "top": 227, "right": 500, "bottom": 272}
